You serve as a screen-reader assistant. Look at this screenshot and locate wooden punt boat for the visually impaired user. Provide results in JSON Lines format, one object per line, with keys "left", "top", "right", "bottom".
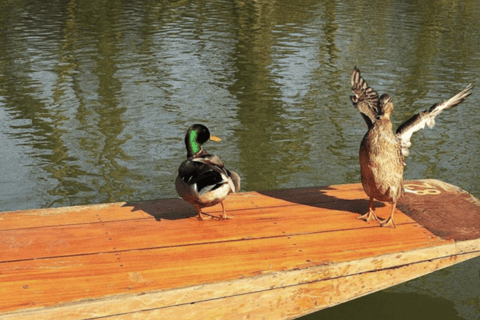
{"left": 0, "top": 179, "right": 479, "bottom": 319}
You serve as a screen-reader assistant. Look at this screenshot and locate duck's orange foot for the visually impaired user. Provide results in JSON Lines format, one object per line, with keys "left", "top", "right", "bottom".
{"left": 379, "top": 217, "right": 396, "bottom": 228}
{"left": 197, "top": 213, "right": 213, "bottom": 221}
{"left": 217, "top": 202, "right": 233, "bottom": 220}
{"left": 357, "top": 210, "right": 380, "bottom": 222}
{"left": 218, "top": 213, "right": 234, "bottom": 220}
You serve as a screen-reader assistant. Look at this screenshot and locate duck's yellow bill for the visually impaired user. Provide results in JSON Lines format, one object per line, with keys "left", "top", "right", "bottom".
{"left": 210, "top": 135, "right": 221, "bottom": 142}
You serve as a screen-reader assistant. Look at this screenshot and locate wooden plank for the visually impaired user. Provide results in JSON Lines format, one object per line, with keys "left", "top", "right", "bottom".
{"left": 0, "top": 223, "right": 446, "bottom": 312}
{"left": 399, "top": 180, "right": 480, "bottom": 240}
{"left": 78, "top": 252, "right": 480, "bottom": 320}
{"left": 97, "top": 252, "right": 480, "bottom": 320}
{"left": 0, "top": 183, "right": 368, "bottom": 231}
{"left": 2, "top": 244, "right": 479, "bottom": 320}
{"left": 0, "top": 202, "right": 417, "bottom": 263}
{"left": 0, "top": 179, "right": 479, "bottom": 319}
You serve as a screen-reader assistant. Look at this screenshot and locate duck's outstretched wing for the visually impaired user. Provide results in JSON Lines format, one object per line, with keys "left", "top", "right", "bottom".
{"left": 350, "top": 67, "right": 379, "bottom": 128}
{"left": 396, "top": 84, "right": 473, "bottom": 157}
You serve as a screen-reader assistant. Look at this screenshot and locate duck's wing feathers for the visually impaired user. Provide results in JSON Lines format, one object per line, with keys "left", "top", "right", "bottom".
{"left": 351, "top": 67, "right": 379, "bottom": 128}
{"left": 178, "top": 155, "right": 234, "bottom": 196}
{"left": 396, "top": 84, "right": 472, "bottom": 157}
{"left": 196, "top": 155, "right": 240, "bottom": 194}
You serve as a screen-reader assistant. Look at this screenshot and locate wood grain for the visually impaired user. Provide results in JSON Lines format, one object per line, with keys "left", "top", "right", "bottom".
{"left": 0, "top": 180, "right": 479, "bottom": 319}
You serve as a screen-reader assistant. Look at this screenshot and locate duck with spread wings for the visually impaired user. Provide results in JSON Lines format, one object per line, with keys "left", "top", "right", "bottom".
{"left": 176, "top": 124, "right": 240, "bottom": 221}
{"left": 350, "top": 67, "right": 472, "bottom": 228}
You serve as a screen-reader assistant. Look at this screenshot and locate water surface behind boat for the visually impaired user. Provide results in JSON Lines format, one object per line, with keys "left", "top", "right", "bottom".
{"left": 0, "top": 0, "right": 479, "bottom": 319}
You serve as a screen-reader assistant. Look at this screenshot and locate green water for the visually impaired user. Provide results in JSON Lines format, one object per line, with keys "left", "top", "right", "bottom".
{"left": 0, "top": 0, "right": 479, "bottom": 318}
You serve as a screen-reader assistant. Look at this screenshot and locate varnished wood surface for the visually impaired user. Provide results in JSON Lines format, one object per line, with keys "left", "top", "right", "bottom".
{"left": 1, "top": 179, "right": 479, "bottom": 319}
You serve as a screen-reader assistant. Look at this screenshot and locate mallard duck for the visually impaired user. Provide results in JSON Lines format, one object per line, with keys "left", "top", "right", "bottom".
{"left": 175, "top": 124, "right": 240, "bottom": 221}
{"left": 350, "top": 67, "right": 472, "bottom": 228}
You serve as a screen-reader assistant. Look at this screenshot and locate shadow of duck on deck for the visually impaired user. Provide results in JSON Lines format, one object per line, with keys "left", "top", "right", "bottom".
{"left": 121, "top": 180, "right": 480, "bottom": 242}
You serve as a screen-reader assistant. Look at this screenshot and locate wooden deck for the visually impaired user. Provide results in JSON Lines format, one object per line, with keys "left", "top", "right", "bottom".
{"left": 1, "top": 179, "right": 479, "bottom": 319}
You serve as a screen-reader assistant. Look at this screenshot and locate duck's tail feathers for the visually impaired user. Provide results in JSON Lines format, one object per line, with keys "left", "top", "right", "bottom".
{"left": 396, "top": 84, "right": 473, "bottom": 157}
{"left": 227, "top": 170, "right": 241, "bottom": 193}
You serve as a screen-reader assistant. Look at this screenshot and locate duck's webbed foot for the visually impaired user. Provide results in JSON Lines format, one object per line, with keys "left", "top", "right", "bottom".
{"left": 196, "top": 207, "right": 212, "bottom": 221}
{"left": 357, "top": 209, "right": 380, "bottom": 222}
{"left": 379, "top": 217, "right": 396, "bottom": 228}
{"left": 357, "top": 197, "right": 380, "bottom": 222}
{"left": 218, "top": 201, "right": 233, "bottom": 220}
{"left": 379, "top": 202, "right": 397, "bottom": 228}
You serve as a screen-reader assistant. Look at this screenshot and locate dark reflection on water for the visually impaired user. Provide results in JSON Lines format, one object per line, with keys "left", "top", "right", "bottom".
{"left": 0, "top": 0, "right": 479, "bottom": 319}
{"left": 303, "top": 291, "right": 464, "bottom": 320}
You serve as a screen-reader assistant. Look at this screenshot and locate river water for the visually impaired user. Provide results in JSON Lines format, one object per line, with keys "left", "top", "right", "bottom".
{"left": 0, "top": 0, "right": 479, "bottom": 319}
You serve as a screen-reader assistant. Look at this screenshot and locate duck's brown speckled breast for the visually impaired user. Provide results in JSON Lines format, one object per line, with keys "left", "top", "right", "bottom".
{"left": 359, "top": 118, "right": 404, "bottom": 203}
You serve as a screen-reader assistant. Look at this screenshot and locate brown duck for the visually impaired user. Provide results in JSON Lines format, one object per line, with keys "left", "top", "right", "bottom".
{"left": 350, "top": 67, "right": 472, "bottom": 228}
{"left": 176, "top": 124, "right": 240, "bottom": 221}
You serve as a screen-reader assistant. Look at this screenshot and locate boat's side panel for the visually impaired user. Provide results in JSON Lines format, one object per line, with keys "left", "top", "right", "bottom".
{"left": 2, "top": 247, "right": 479, "bottom": 320}
{"left": 0, "top": 224, "right": 446, "bottom": 313}
{"left": 104, "top": 252, "right": 479, "bottom": 320}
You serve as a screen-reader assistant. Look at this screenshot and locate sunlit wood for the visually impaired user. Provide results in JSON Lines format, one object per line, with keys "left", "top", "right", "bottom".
{"left": 1, "top": 180, "right": 479, "bottom": 319}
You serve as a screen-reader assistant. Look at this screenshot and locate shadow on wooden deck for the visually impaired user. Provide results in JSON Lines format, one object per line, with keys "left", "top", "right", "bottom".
{"left": 121, "top": 184, "right": 388, "bottom": 222}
